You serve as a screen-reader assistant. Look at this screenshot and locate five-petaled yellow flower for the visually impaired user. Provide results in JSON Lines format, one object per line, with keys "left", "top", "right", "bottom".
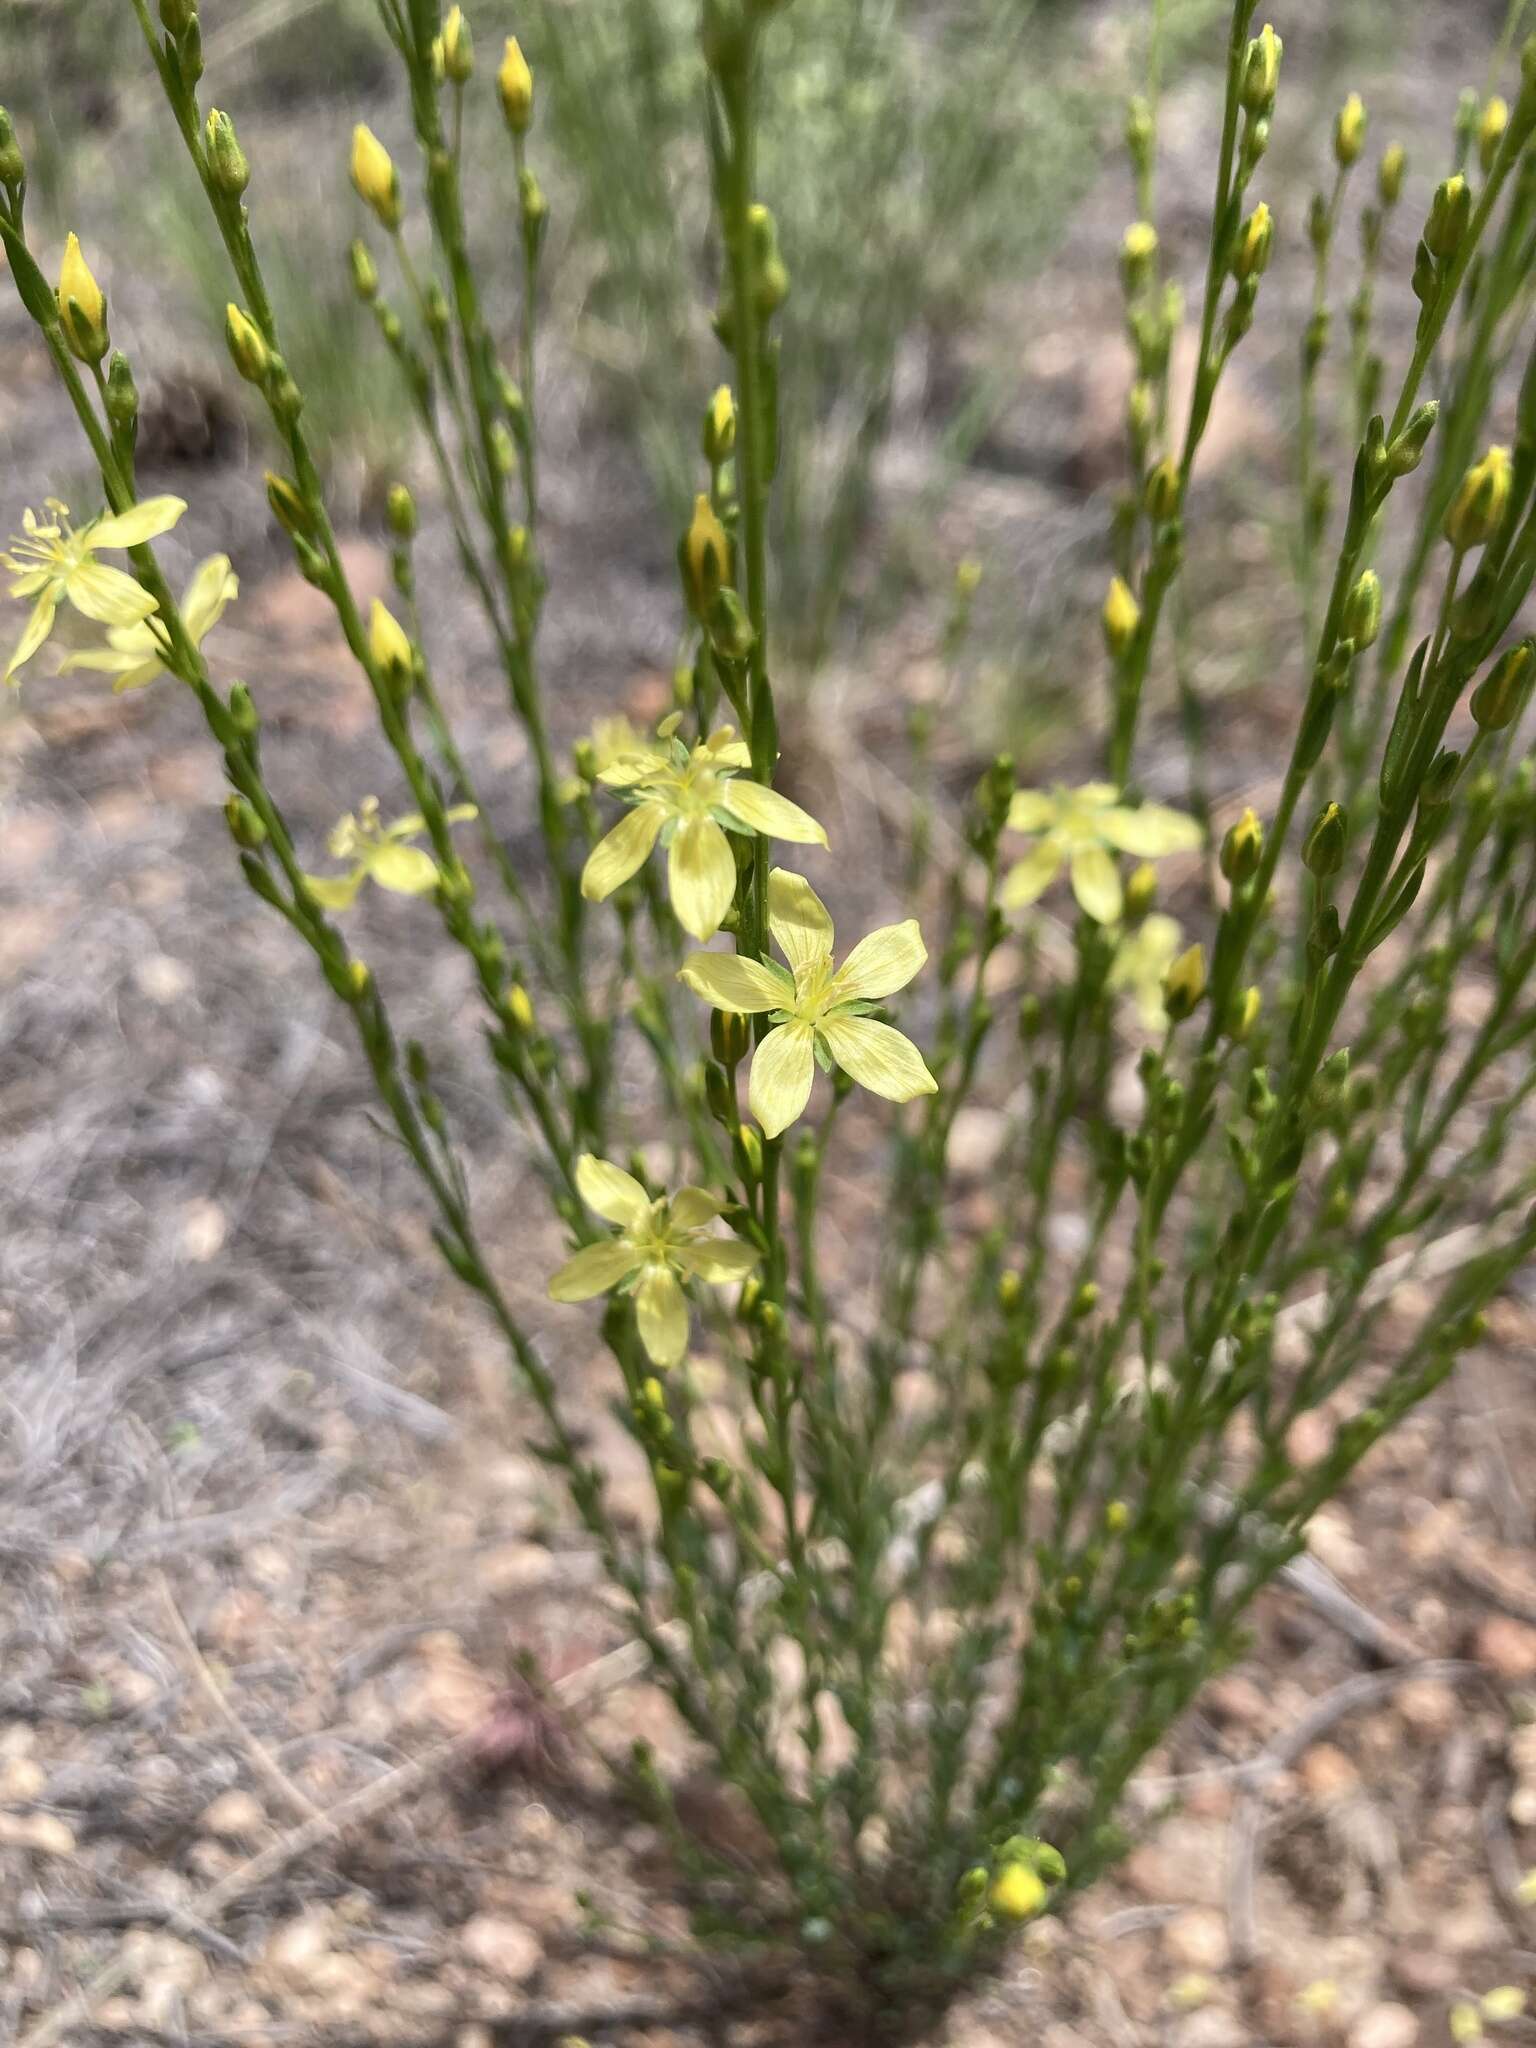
{"left": 61, "top": 554, "right": 237, "bottom": 693}
{"left": 303, "top": 796, "right": 477, "bottom": 910}
{"left": 1107, "top": 912, "right": 1184, "bottom": 1030}
{"left": 1003, "top": 783, "right": 1201, "bottom": 925}
{"left": 4, "top": 495, "right": 186, "bottom": 686}
{"left": 548, "top": 1154, "right": 761, "bottom": 1369}
{"left": 678, "top": 869, "right": 936, "bottom": 1139}
{"left": 581, "top": 717, "right": 827, "bottom": 942}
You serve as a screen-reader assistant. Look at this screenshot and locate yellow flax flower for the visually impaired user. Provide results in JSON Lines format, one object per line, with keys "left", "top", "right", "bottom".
{"left": 303, "top": 796, "right": 477, "bottom": 910}
{"left": 581, "top": 718, "right": 827, "bottom": 942}
{"left": 60, "top": 553, "right": 236, "bottom": 693}
{"left": 1003, "top": 783, "right": 1201, "bottom": 925}
{"left": 1106, "top": 912, "right": 1184, "bottom": 1030}
{"left": 678, "top": 869, "right": 936, "bottom": 1139}
{"left": 548, "top": 1154, "right": 761, "bottom": 1369}
{"left": 3, "top": 495, "right": 186, "bottom": 686}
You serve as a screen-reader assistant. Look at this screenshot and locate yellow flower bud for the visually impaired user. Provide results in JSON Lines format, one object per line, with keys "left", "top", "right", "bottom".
{"left": 499, "top": 36, "right": 534, "bottom": 132}
{"left": 682, "top": 493, "right": 731, "bottom": 618}
{"left": 1378, "top": 142, "right": 1406, "bottom": 206}
{"left": 703, "top": 383, "right": 736, "bottom": 463}
{"left": 350, "top": 124, "right": 401, "bottom": 231}
{"left": 264, "top": 470, "right": 311, "bottom": 537}
{"left": 989, "top": 1863, "right": 1047, "bottom": 1921}
{"left": 1334, "top": 92, "right": 1366, "bottom": 167}
{"left": 347, "top": 958, "right": 371, "bottom": 997}
{"left": 1480, "top": 95, "right": 1509, "bottom": 175}
{"left": 1102, "top": 575, "right": 1140, "bottom": 657}
{"left": 368, "top": 597, "right": 414, "bottom": 682}
{"left": 1231, "top": 201, "right": 1273, "bottom": 281}
{"left": 58, "top": 232, "right": 109, "bottom": 364}
{"left": 1120, "top": 219, "right": 1158, "bottom": 293}
{"left": 440, "top": 5, "right": 474, "bottom": 82}
{"left": 1162, "top": 943, "right": 1207, "bottom": 1022}
{"left": 1229, "top": 985, "right": 1262, "bottom": 1042}
{"left": 1445, "top": 445, "right": 1512, "bottom": 551}
{"left": 1219, "top": 806, "right": 1263, "bottom": 885}
{"left": 225, "top": 302, "right": 269, "bottom": 384}
{"left": 1124, "top": 861, "right": 1158, "bottom": 920}
{"left": 1104, "top": 1500, "right": 1130, "bottom": 1532}
{"left": 1240, "top": 22, "right": 1282, "bottom": 114}
{"left": 507, "top": 983, "right": 535, "bottom": 1032}
{"left": 1145, "top": 457, "right": 1180, "bottom": 523}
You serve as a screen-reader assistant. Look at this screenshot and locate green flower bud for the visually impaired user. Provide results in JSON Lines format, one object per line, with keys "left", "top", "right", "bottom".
{"left": 1425, "top": 174, "right": 1470, "bottom": 262}
{"left": 1378, "top": 142, "right": 1406, "bottom": 205}
{"left": 1220, "top": 806, "right": 1264, "bottom": 884}
{"left": 1385, "top": 401, "right": 1439, "bottom": 478}
{"left": 707, "top": 586, "right": 755, "bottom": 662}
{"left": 204, "top": 108, "right": 250, "bottom": 196}
{"left": 1231, "top": 201, "right": 1274, "bottom": 281}
{"left": 1162, "top": 943, "right": 1207, "bottom": 1022}
{"left": 1240, "top": 23, "right": 1282, "bottom": 115}
{"left": 224, "top": 302, "right": 269, "bottom": 384}
{"left": 264, "top": 470, "right": 312, "bottom": 538}
{"left": 159, "top": 0, "right": 196, "bottom": 31}
{"left": 224, "top": 794, "right": 266, "bottom": 849}
{"left": 1471, "top": 639, "right": 1534, "bottom": 729}
{"left": 1343, "top": 569, "right": 1382, "bottom": 649}
{"left": 702, "top": 383, "right": 736, "bottom": 464}
{"left": 710, "top": 1008, "right": 752, "bottom": 1066}
{"left": 1479, "top": 95, "right": 1509, "bottom": 175}
{"left": 348, "top": 239, "right": 379, "bottom": 302}
{"left": 1144, "top": 457, "right": 1180, "bottom": 523}
{"left": 1124, "top": 861, "right": 1158, "bottom": 920}
{"left": 0, "top": 108, "right": 25, "bottom": 189}
{"left": 1302, "top": 801, "right": 1347, "bottom": 877}
{"left": 104, "top": 352, "right": 139, "bottom": 440}
{"left": 1121, "top": 219, "right": 1158, "bottom": 295}
{"left": 386, "top": 483, "right": 417, "bottom": 541}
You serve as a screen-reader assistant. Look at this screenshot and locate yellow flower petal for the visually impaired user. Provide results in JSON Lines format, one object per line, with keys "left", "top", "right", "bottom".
{"left": 831, "top": 918, "right": 926, "bottom": 1004}
{"left": 303, "top": 867, "right": 366, "bottom": 910}
{"left": 64, "top": 561, "right": 159, "bottom": 628}
{"left": 548, "top": 1240, "right": 645, "bottom": 1302}
{"left": 700, "top": 729, "right": 752, "bottom": 769}
{"left": 677, "top": 950, "right": 794, "bottom": 1013}
{"left": 674, "top": 1238, "right": 761, "bottom": 1283}
{"left": 366, "top": 842, "right": 442, "bottom": 895}
{"left": 668, "top": 814, "right": 738, "bottom": 941}
{"left": 635, "top": 1263, "right": 689, "bottom": 1368}
{"left": 1000, "top": 836, "right": 1064, "bottom": 909}
{"left": 718, "top": 777, "right": 828, "bottom": 846}
{"left": 766, "top": 868, "right": 834, "bottom": 976}
{"left": 1076, "top": 782, "right": 1121, "bottom": 809}
{"left": 88, "top": 496, "right": 187, "bottom": 550}
{"left": 4, "top": 593, "right": 58, "bottom": 683}
{"left": 670, "top": 1186, "right": 727, "bottom": 1230}
{"left": 581, "top": 803, "right": 664, "bottom": 901}
{"left": 820, "top": 1015, "right": 937, "bottom": 1104}
{"left": 1098, "top": 801, "right": 1202, "bottom": 858}
{"left": 576, "top": 1154, "right": 652, "bottom": 1230}
{"left": 748, "top": 1019, "right": 817, "bottom": 1138}
{"left": 1069, "top": 842, "right": 1123, "bottom": 923}
{"left": 181, "top": 553, "right": 238, "bottom": 641}
{"left": 1007, "top": 789, "right": 1060, "bottom": 833}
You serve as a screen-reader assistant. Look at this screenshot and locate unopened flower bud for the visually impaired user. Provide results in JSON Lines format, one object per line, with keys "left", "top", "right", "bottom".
{"left": 105, "top": 352, "right": 139, "bottom": 439}
{"left": 225, "top": 302, "right": 269, "bottom": 384}
{"left": 58, "top": 232, "right": 108, "bottom": 364}
{"left": 1445, "top": 444, "right": 1512, "bottom": 550}
{"left": 348, "top": 239, "right": 379, "bottom": 301}
{"left": 159, "top": 0, "right": 196, "bottom": 31}
{"left": 1231, "top": 201, "right": 1273, "bottom": 281}
{"left": 264, "top": 470, "right": 311, "bottom": 537}
{"left": 386, "top": 483, "right": 417, "bottom": 540}
{"left": 519, "top": 166, "right": 548, "bottom": 237}
{"left": 498, "top": 36, "right": 533, "bottom": 132}
{"left": 990, "top": 1863, "right": 1047, "bottom": 1922}
{"left": 368, "top": 597, "right": 414, "bottom": 684}
{"left": 1471, "top": 639, "right": 1534, "bottom": 729}
{"left": 440, "top": 5, "right": 473, "bottom": 82}
{"left": 710, "top": 1008, "right": 751, "bottom": 1066}
{"left": 224, "top": 794, "right": 266, "bottom": 849}
{"left": 1126, "top": 93, "right": 1153, "bottom": 174}
{"left": 1386, "top": 401, "right": 1439, "bottom": 478}
{"left": 1124, "top": 862, "right": 1158, "bottom": 920}
{"left": 1240, "top": 22, "right": 1282, "bottom": 114}
{"left": 1378, "top": 141, "right": 1406, "bottom": 205}
{"left": 1102, "top": 574, "right": 1140, "bottom": 657}
{"left": 204, "top": 108, "right": 250, "bottom": 195}
{"left": 1334, "top": 92, "right": 1366, "bottom": 167}
{"left": 1220, "top": 806, "right": 1264, "bottom": 884}
{"left": 0, "top": 109, "right": 21, "bottom": 189}
{"left": 1163, "top": 943, "right": 1207, "bottom": 1022}
{"left": 1425, "top": 174, "right": 1470, "bottom": 262}
{"left": 1343, "top": 568, "right": 1382, "bottom": 649}
{"left": 350, "top": 124, "right": 401, "bottom": 231}
{"left": 1302, "top": 800, "right": 1347, "bottom": 876}
{"left": 1480, "top": 94, "right": 1509, "bottom": 174}
{"left": 1145, "top": 457, "right": 1180, "bottom": 523}
{"left": 702, "top": 383, "right": 736, "bottom": 464}
{"left": 707, "top": 586, "right": 755, "bottom": 662}
{"left": 681, "top": 493, "right": 731, "bottom": 617}
{"left": 1120, "top": 220, "right": 1158, "bottom": 294}
{"left": 737, "top": 1122, "right": 763, "bottom": 1176}
{"left": 1229, "top": 985, "right": 1262, "bottom": 1041}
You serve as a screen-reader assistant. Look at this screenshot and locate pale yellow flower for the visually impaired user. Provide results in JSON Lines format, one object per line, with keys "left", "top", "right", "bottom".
{"left": 581, "top": 719, "right": 827, "bottom": 942}
{"left": 3, "top": 495, "right": 186, "bottom": 686}
{"left": 547, "top": 1153, "right": 760, "bottom": 1369}
{"left": 60, "top": 553, "right": 236, "bottom": 693}
{"left": 1003, "top": 783, "right": 1201, "bottom": 924}
{"left": 303, "top": 796, "right": 477, "bottom": 910}
{"left": 1107, "top": 912, "right": 1183, "bottom": 1030}
{"left": 678, "top": 869, "right": 936, "bottom": 1140}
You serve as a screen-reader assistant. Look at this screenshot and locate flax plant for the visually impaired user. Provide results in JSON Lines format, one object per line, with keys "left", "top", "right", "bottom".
{"left": 9, "top": 2, "right": 1536, "bottom": 2035}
